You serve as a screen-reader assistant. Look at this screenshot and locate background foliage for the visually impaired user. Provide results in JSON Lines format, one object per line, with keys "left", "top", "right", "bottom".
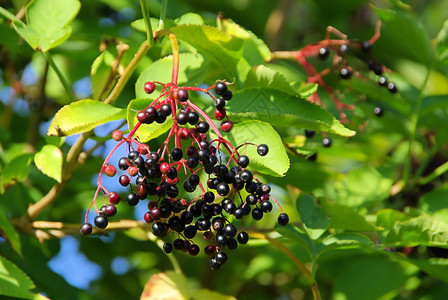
{"left": 1, "top": 0, "right": 448, "bottom": 299}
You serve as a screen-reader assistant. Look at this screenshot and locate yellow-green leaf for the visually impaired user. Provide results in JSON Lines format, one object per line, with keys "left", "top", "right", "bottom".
{"left": 47, "top": 99, "right": 126, "bottom": 136}
{"left": 34, "top": 145, "right": 63, "bottom": 182}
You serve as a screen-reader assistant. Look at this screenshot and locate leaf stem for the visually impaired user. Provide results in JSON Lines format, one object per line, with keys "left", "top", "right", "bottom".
{"left": 418, "top": 160, "right": 448, "bottom": 185}
{"left": 403, "top": 63, "right": 433, "bottom": 189}
{"left": 104, "top": 41, "right": 150, "bottom": 105}
{"left": 158, "top": 0, "right": 168, "bottom": 30}
{"left": 43, "top": 51, "right": 75, "bottom": 102}
{"left": 139, "top": 0, "right": 155, "bottom": 46}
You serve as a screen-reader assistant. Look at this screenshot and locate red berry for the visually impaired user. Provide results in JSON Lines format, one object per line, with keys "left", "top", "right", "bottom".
{"left": 178, "top": 127, "right": 191, "bottom": 140}
{"left": 104, "top": 165, "right": 117, "bottom": 177}
{"left": 160, "top": 162, "right": 171, "bottom": 174}
{"left": 137, "top": 144, "right": 148, "bottom": 154}
{"left": 221, "top": 120, "right": 233, "bottom": 132}
{"left": 109, "top": 192, "right": 120, "bottom": 204}
{"left": 128, "top": 166, "right": 139, "bottom": 177}
{"left": 214, "top": 108, "right": 226, "bottom": 120}
{"left": 136, "top": 183, "right": 147, "bottom": 196}
{"left": 119, "top": 175, "right": 130, "bottom": 186}
{"left": 166, "top": 177, "right": 179, "bottom": 185}
{"left": 144, "top": 212, "right": 153, "bottom": 223}
{"left": 144, "top": 81, "right": 156, "bottom": 94}
{"left": 112, "top": 130, "right": 123, "bottom": 141}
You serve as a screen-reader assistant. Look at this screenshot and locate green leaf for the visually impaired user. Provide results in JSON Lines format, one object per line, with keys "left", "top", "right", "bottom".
{"left": 227, "top": 87, "right": 355, "bottom": 137}
{"left": 140, "top": 271, "right": 235, "bottom": 300}
{"left": 127, "top": 99, "right": 172, "bottom": 143}
{"left": 90, "top": 50, "right": 116, "bottom": 100}
{"left": 373, "top": 7, "right": 431, "bottom": 65}
{"left": 2, "top": 0, "right": 81, "bottom": 52}
{"left": 131, "top": 17, "right": 162, "bottom": 33}
{"left": 220, "top": 18, "right": 271, "bottom": 62}
{"left": 332, "top": 254, "right": 408, "bottom": 300}
{"left": 245, "top": 65, "right": 297, "bottom": 95}
{"left": 0, "top": 255, "right": 36, "bottom": 299}
{"left": 436, "top": 19, "right": 448, "bottom": 64}
{"left": 170, "top": 24, "right": 244, "bottom": 77}
{"left": 212, "top": 120, "right": 289, "bottom": 177}
{"left": 320, "top": 198, "right": 378, "bottom": 231}
{"left": 325, "top": 165, "right": 394, "bottom": 208}
{"left": 0, "top": 212, "right": 22, "bottom": 255}
{"left": 131, "top": 13, "right": 204, "bottom": 33}
{"left": 34, "top": 145, "right": 63, "bottom": 182}
{"left": 377, "top": 209, "right": 448, "bottom": 248}
{"left": 296, "top": 194, "right": 331, "bottom": 239}
{"left": 135, "top": 53, "right": 210, "bottom": 98}
{"left": 275, "top": 224, "right": 313, "bottom": 256}
{"left": 408, "top": 258, "right": 448, "bottom": 283}
{"left": 47, "top": 99, "right": 126, "bottom": 136}
{"left": 320, "top": 232, "right": 374, "bottom": 254}
{"left": 1, "top": 153, "right": 33, "bottom": 193}
{"left": 173, "top": 13, "right": 204, "bottom": 26}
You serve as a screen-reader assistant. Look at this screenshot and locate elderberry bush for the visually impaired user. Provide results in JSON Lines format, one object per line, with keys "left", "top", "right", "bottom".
{"left": 81, "top": 80, "right": 289, "bottom": 270}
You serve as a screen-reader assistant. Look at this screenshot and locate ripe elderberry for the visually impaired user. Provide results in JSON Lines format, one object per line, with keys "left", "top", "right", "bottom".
{"left": 82, "top": 73, "right": 290, "bottom": 272}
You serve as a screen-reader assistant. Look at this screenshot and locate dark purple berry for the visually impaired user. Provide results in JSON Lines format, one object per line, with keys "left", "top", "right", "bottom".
{"left": 80, "top": 223, "right": 93, "bottom": 235}
{"left": 278, "top": 213, "right": 289, "bottom": 226}
{"left": 163, "top": 242, "right": 173, "bottom": 254}
{"left": 94, "top": 215, "right": 108, "bottom": 229}
{"left": 322, "top": 137, "right": 332, "bottom": 148}
{"left": 318, "top": 46, "right": 329, "bottom": 60}
{"left": 215, "top": 82, "right": 227, "bottom": 95}
{"left": 237, "top": 231, "right": 249, "bottom": 244}
{"left": 177, "top": 89, "right": 189, "bottom": 102}
{"left": 257, "top": 144, "right": 268, "bottom": 156}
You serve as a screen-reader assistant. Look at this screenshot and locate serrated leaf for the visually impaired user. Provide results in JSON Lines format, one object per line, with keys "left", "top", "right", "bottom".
{"left": 1, "top": 153, "right": 33, "bottom": 193}
{"left": 245, "top": 65, "right": 297, "bottom": 95}
{"left": 47, "top": 99, "right": 126, "bottom": 136}
{"left": 221, "top": 18, "right": 271, "bottom": 62}
{"left": 34, "top": 145, "right": 63, "bottom": 182}
{"left": 320, "top": 198, "right": 378, "bottom": 231}
{"left": 170, "top": 24, "right": 244, "bottom": 77}
{"left": 0, "top": 213, "right": 22, "bottom": 255}
{"left": 212, "top": 120, "right": 289, "bottom": 177}
{"left": 2, "top": 0, "right": 81, "bottom": 52}
{"left": 127, "top": 99, "right": 172, "bottom": 143}
{"left": 0, "top": 255, "right": 36, "bottom": 299}
{"left": 227, "top": 87, "right": 355, "bottom": 137}
{"left": 135, "top": 53, "right": 209, "bottom": 99}
{"left": 436, "top": 19, "right": 448, "bottom": 64}
{"left": 373, "top": 7, "right": 431, "bottom": 65}
{"left": 296, "top": 194, "right": 331, "bottom": 239}
{"left": 90, "top": 50, "right": 116, "bottom": 100}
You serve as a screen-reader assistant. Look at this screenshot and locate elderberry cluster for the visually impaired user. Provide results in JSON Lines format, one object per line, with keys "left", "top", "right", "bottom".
{"left": 80, "top": 80, "right": 289, "bottom": 270}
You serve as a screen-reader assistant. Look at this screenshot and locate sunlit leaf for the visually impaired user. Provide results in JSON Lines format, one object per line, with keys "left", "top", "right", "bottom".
{"left": 47, "top": 100, "right": 126, "bottom": 136}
